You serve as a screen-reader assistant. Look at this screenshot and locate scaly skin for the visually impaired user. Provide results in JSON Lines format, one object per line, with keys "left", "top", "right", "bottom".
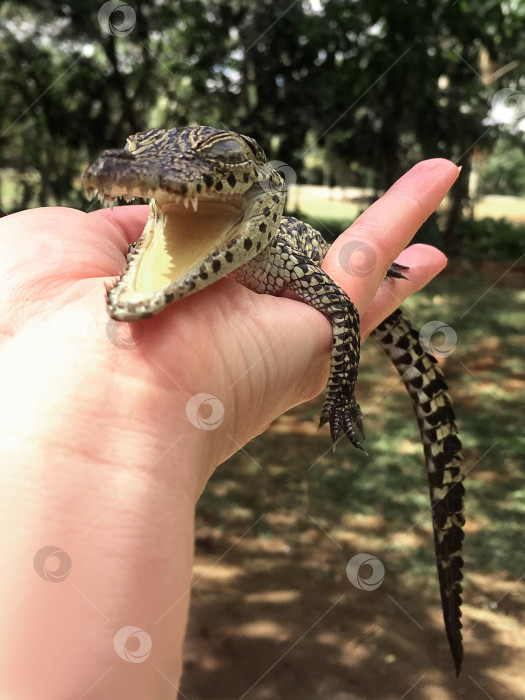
{"left": 82, "top": 126, "right": 465, "bottom": 675}
{"left": 372, "top": 310, "right": 464, "bottom": 675}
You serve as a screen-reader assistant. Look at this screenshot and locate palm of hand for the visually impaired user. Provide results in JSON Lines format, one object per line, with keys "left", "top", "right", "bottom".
{"left": 1, "top": 206, "right": 334, "bottom": 484}
{"left": 1, "top": 162, "right": 452, "bottom": 479}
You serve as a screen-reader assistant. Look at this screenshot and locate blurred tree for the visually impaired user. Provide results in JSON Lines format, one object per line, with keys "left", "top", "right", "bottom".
{"left": 299, "top": 0, "right": 525, "bottom": 253}
{"left": 478, "top": 132, "right": 525, "bottom": 196}
{"left": 0, "top": 0, "right": 523, "bottom": 255}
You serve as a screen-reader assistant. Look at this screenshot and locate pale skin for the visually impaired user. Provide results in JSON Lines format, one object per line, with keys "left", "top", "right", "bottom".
{"left": 0, "top": 159, "right": 459, "bottom": 699}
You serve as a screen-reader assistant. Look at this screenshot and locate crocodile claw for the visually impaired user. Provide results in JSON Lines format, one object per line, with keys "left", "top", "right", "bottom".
{"left": 320, "top": 397, "right": 366, "bottom": 451}
{"left": 386, "top": 261, "right": 410, "bottom": 280}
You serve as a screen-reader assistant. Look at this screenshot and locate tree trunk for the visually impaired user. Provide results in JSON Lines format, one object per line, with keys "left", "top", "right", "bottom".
{"left": 443, "top": 151, "right": 472, "bottom": 257}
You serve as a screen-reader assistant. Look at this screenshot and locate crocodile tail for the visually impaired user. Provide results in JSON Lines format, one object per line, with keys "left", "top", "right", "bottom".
{"left": 371, "top": 308, "right": 464, "bottom": 677}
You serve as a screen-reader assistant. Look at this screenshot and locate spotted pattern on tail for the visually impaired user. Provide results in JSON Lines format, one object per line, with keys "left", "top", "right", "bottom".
{"left": 371, "top": 309, "right": 465, "bottom": 676}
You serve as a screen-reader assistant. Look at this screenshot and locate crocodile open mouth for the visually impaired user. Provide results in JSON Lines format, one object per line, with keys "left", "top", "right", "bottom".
{"left": 129, "top": 195, "right": 245, "bottom": 297}
{"left": 104, "top": 192, "right": 247, "bottom": 300}
{"left": 85, "top": 184, "right": 250, "bottom": 318}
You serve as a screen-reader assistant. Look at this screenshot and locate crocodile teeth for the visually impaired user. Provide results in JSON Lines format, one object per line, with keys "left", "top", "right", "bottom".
{"left": 95, "top": 191, "right": 116, "bottom": 207}
{"left": 183, "top": 198, "right": 190, "bottom": 209}
{"left": 190, "top": 196, "right": 199, "bottom": 212}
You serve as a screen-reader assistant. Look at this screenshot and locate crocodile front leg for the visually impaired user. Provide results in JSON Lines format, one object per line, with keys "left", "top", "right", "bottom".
{"left": 232, "top": 238, "right": 364, "bottom": 450}
{"left": 284, "top": 246, "right": 364, "bottom": 449}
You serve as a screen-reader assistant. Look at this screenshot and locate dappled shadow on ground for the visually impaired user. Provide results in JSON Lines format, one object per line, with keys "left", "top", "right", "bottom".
{"left": 180, "top": 273, "right": 524, "bottom": 700}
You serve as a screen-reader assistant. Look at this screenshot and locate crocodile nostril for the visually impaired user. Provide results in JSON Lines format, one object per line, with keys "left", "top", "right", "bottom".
{"left": 101, "top": 149, "right": 136, "bottom": 160}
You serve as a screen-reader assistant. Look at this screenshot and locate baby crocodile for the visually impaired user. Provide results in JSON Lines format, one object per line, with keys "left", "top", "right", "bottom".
{"left": 83, "top": 125, "right": 465, "bottom": 675}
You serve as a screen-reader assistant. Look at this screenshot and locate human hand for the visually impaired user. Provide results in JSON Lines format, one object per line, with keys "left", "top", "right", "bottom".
{"left": 0, "top": 158, "right": 459, "bottom": 699}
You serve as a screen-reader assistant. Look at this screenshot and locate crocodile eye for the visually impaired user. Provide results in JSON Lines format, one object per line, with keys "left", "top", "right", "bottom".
{"left": 240, "top": 136, "right": 259, "bottom": 157}
{"left": 203, "top": 139, "right": 247, "bottom": 162}
{"left": 126, "top": 128, "right": 163, "bottom": 153}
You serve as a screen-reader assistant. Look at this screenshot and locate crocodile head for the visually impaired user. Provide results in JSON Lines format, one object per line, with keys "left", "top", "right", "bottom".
{"left": 82, "top": 126, "right": 285, "bottom": 320}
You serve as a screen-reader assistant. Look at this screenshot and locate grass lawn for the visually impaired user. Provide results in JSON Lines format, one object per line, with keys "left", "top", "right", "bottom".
{"left": 285, "top": 186, "right": 525, "bottom": 230}
{"left": 474, "top": 195, "right": 525, "bottom": 222}
{"left": 182, "top": 268, "right": 525, "bottom": 700}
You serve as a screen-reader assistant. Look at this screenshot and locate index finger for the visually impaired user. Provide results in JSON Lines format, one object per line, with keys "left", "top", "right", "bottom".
{"left": 323, "top": 158, "right": 460, "bottom": 314}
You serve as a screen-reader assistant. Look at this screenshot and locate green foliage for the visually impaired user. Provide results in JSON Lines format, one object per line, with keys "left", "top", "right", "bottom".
{"left": 456, "top": 216, "right": 525, "bottom": 260}
{"left": 478, "top": 134, "right": 525, "bottom": 196}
